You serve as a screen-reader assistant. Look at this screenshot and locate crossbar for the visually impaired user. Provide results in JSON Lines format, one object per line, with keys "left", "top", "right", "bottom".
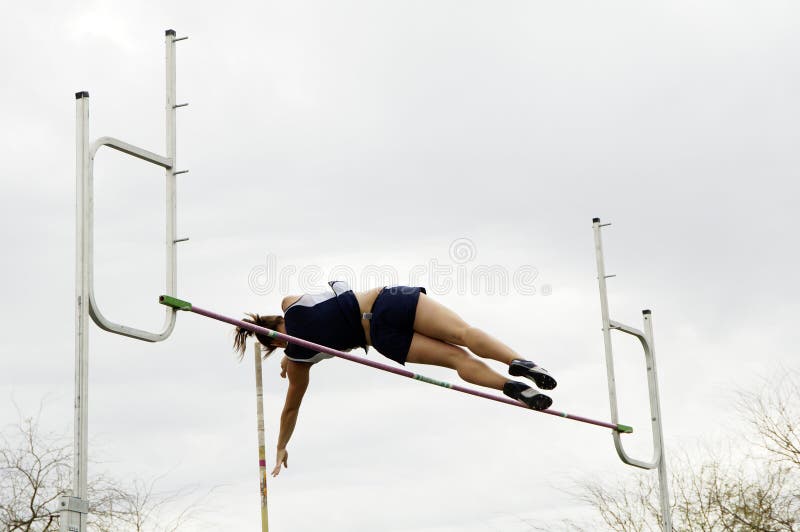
{"left": 159, "top": 295, "right": 633, "bottom": 434}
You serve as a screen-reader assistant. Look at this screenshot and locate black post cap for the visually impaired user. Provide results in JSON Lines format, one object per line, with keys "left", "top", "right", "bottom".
{"left": 592, "top": 217, "right": 601, "bottom": 223}
{"left": 642, "top": 309, "right": 652, "bottom": 315}
{"left": 75, "top": 91, "right": 89, "bottom": 99}
{"left": 165, "top": 29, "right": 176, "bottom": 36}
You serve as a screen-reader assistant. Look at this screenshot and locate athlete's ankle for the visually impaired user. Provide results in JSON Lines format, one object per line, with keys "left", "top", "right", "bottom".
{"left": 502, "top": 380, "right": 552, "bottom": 410}
{"left": 503, "top": 380, "right": 530, "bottom": 397}
{"left": 508, "top": 360, "right": 557, "bottom": 390}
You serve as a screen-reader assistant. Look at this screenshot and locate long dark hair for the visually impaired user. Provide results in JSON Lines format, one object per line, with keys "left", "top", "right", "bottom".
{"left": 233, "top": 313, "right": 285, "bottom": 360}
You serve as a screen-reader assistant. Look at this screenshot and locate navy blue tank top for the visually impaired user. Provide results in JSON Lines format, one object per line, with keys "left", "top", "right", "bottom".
{"left": 283, "top": 281, "right": 366, "bottom": 363}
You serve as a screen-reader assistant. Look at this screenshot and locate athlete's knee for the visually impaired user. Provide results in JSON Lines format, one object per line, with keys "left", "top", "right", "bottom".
{"left": 444, "top": 346, "right": 472, "bottom": 370}
{"left": 457, "top": 325, "right": 485, "bottom": 347}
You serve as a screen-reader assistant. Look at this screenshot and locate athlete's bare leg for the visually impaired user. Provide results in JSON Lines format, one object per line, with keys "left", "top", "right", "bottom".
{"left": 413, "top": 293, "right": 520, "bottom": 364}
{"left": 405, "top": 333, "right": 508, "bottom": 389}
{"left": 404, "top": 332, "right": 553, "bottom": 409}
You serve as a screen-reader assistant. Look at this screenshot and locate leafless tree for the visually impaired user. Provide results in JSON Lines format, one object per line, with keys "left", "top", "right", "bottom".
{"left": 0, "top": 413, "right": 69, "bottom": 531}
{"left": 738, "top": 369, "right": 800, "bottom": 470}
{"left": 536, "top": 369, "right": 799, "bottom": 531}
{"left": 0, "top": 407, "right": 213, "bottom": 531}
{"left": 88, "top": 475, "right": 209, "bottom": 532}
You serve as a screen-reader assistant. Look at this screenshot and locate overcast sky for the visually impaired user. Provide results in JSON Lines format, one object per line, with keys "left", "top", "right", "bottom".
{"left": 2, "top": 1, "right": 799, "bottom": 530}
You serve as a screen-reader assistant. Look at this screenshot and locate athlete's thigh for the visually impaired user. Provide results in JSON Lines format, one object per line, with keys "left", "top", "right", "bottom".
{"left": 405, "top": 332, "right": 469, "bottom": 369}
{"left": 413, "top": 293, "right": 470, "bottom": 346}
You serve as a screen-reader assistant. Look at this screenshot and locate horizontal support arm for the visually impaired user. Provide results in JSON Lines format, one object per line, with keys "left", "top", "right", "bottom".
{"left": 90, "top": 136, "right": 173, "bottom": 169}
{"left": 609, "top": 320, "right": 646, "bottom": 341}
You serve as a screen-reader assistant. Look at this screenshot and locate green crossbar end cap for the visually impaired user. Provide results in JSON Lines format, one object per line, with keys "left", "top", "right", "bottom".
{"left": 159, "top": 295, "right": 192, "bottom": 311}
{"left": 617, "top": 424, "right": 634, "bottom": 434}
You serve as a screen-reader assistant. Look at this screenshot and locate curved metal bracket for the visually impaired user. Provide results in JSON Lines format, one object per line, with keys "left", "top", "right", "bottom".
{"left": 90, "top": 137, "right": 173, "bottom": 168}
{"left": 607, "top": 319, "right": 661, "bottom": 469}
{"left": 84, "top": 138, "right": 176, "bottom": 342}
{"left": 593, "top": 219, "right": 667, "bottom": 471}
{"left": 75, "top": 29, "right": 181, "bottom": 344}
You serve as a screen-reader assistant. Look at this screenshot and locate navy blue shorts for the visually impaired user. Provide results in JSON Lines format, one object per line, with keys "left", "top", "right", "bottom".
{"left": 369, "top": 286, "right": 426, "bottom": 365}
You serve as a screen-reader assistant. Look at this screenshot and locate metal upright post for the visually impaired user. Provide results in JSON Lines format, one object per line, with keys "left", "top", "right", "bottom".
{"left": 60, "top": 91, "right": 92, "bottom": 532}
{"left": 644, "top": 311, "right": 672, "bottom": 531}
{"left": 592, "top": 218, "right": 672, "bottom": 531}
{"left": 165, "top": 29, "right": 178, "bottom": 302}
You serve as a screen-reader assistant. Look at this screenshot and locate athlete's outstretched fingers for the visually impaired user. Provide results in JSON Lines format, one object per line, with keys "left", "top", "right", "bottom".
{"left": 405, "top": 333, "right": 507, "bottom": 390}
{"left": 272, "top": 448, "right": 288, "bottom": 477}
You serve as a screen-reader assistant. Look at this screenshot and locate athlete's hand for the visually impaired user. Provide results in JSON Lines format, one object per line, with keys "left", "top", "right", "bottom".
{"left": 280, "top": 356, "right": 288, "bottom": 379}
{"left": 272, "top": 448, "right": 288, "bottom": 477}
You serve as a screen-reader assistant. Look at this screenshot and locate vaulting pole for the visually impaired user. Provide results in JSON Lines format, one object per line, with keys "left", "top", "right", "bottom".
{"left": 253, "top": 343, "right": 269, "bottom": 532}
{"left": 159, "top": 296, "right": 632, "bottom": 433}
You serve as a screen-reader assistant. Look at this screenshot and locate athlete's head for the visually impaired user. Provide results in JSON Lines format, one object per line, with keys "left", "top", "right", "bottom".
{"left": 233, "top": 313, "right": 287, "bottom": 360}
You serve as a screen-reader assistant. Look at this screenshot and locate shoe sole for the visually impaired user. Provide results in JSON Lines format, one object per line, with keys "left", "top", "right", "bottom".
{"left": 509, "top": 365, "right": 558, "bottom": 391}
{"left": 519, "top": 389, "right": 553, "bottom": 411}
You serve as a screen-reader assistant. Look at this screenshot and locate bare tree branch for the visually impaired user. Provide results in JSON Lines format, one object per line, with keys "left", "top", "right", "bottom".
{"left": 1, "top": 405, "right": 218, "bottom": 532}
{"left": 540, "top": 369, "right": 800, "bottom": 531}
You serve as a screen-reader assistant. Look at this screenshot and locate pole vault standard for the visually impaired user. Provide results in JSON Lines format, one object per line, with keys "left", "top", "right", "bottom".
{"left": 62, "top": 30, "right": 188, "bottom": 532}
{"left": 593, "top": 218, "right": 671, "bottom": 531}
{"left": 159, "top": 295, "right": 634, "bottom": 433}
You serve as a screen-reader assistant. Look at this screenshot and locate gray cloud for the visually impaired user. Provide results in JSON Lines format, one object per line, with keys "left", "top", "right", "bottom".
{"left": 1, "top": 1, "right": 798, "bottom": 530}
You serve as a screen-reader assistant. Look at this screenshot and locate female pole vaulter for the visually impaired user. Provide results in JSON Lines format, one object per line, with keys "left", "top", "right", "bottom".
{"left": 233, "top": 281, "right": 557, "bottom": 477}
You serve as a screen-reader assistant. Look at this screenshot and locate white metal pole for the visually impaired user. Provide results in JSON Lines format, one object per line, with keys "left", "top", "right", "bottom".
{"left": 61, "top": 90, "right": 92, "bottom": 532}
{"left": 165, "top": 29, "right": 178, "bottom": 313}
{"left": 75, "top": 91, "right": 90, "bottom": 504}
{"left": 592, "top": 219, "right": 621, "bottom": 429}
{"left": 644, "top": 311, "right": 672, "bottom": 531}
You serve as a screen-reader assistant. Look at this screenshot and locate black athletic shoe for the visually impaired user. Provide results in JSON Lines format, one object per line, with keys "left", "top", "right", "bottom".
{"left": 503, "top": 381, "right": 552, "bottom": 411}
{"left": 508, "top": 359, "right": 557, "bottom": 390}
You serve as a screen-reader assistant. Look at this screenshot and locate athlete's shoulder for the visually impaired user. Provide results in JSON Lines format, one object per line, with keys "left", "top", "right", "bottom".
{"left": 282, "top": 295, "right": 302, "bottom": 312}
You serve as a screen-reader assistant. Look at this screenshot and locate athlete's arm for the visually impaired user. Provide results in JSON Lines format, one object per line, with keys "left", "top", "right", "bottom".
{"left": 272, "top": 357, "right": 311, "bottom": 476}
